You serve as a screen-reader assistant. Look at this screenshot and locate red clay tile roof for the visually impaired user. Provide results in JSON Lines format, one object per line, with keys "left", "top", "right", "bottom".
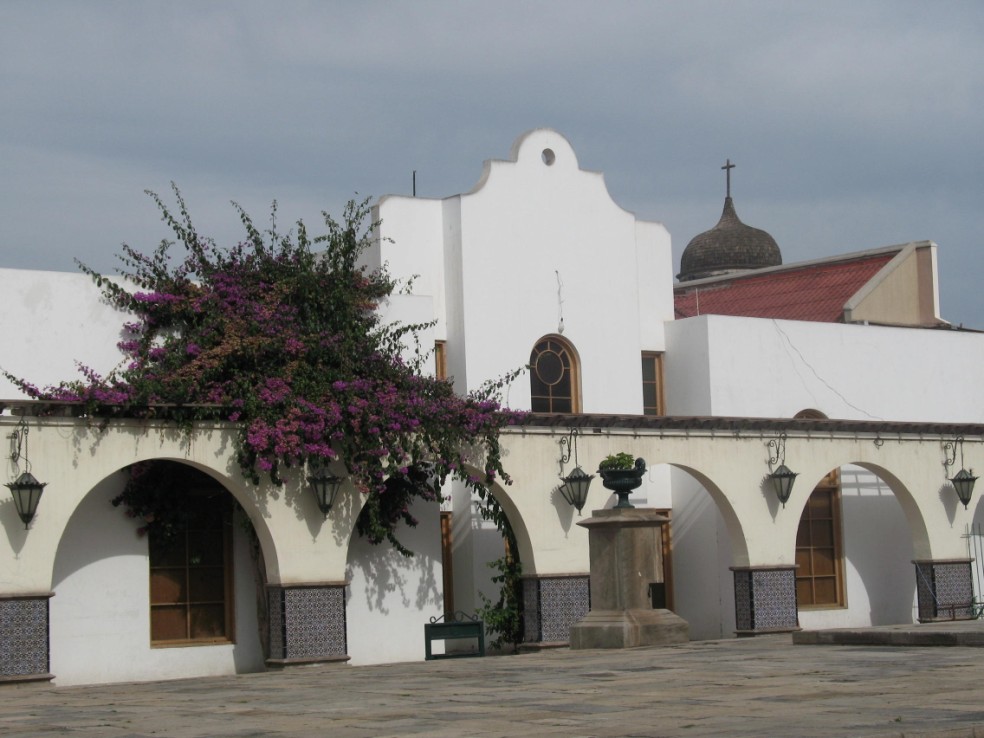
{"left": 673, "top": 252, "right": 896, "bottom": 322}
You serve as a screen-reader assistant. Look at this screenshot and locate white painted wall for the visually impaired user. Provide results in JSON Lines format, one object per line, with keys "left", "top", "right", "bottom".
{"left": 345, "top": 496, "right": 444, "bottom": 666}
{"left": 0, "top": 268, "right": 127, "bottom": 398}
{"left": 375, "top": 129, "right": 675, "bottom": 411}
{"left": 670, "top": 314, "right": 984, "bottom": 423}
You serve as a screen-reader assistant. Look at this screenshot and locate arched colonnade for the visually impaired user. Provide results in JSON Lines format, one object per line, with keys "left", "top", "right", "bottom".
{"left": 1, "top": 411, "right": 982, "bottom": 681}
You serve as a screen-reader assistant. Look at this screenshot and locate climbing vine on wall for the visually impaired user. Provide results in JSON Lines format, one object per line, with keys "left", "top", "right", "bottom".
{"left": 6, "top": 186, "right": 523, "bottom": 553}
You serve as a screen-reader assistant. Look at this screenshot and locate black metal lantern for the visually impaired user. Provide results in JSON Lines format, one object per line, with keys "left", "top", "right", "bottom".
{"left": 559, "top": 465, "right": 594, "bottom": 515}
{"left": 6, "top": 471, "right": 47, "bottom": 529}
{"left": 943, "top": 438, "right": 977, "bottom": 510}
{"left": 558, "top": 428, "right": 594, "bottom": 514}
{"left": 308, "top": 471, "right": 343, "bottom": 517}
{"left": 768, "top": 464, "right": 798, "bottom": 508}
{"left": 950, "top": 468, "right": 978, "bottom": 509}
{"left": 767, "top": 433, "right": 797, "bottom": 508}
{"left": 6, "top": 419, "right": 46, "bottom": 529}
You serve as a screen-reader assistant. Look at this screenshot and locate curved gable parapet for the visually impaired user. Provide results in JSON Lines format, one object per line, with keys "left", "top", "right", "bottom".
{"left": 507, "top": 128, "right": 581, "bottom": 173}
{"left": 463, "top": 128, "right": 634, "bottom": 216}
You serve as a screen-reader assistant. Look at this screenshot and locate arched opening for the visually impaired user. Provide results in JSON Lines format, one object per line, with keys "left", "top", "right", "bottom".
{"left": 794, "top": 461, "right": 918, "bottom": 629}
{"left": 438, "top": 470, "right": 532, "bottom": 655}
{"left": 530, "top": 335, "right": 581, "bottom": 413}
{"left": 661, "top": 463, "right": 749, "bottom": 640}
{"left": 791, "top": 410, "right": 846, "bottom": 610}
{"left": 790, "top": 410, "right": 918, "bottom": 627}
{"left": 49, "top": 461, "right": 265, "bottom": 685}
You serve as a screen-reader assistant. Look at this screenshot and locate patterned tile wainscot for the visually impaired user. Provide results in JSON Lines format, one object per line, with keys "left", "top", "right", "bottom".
{"left": 731, "top": 566, "right": 798, "bottom": 635}
{"left": 0, "top": 594, "right": 53, "bottom": 682}
{"left": 522, "top": 575, "right": 589, "bottom": 646}
{"left": 266, "top": 583, "right": 349, "bottom": 666}
{"left": 914, "top": 559, "right": 974, "bottom": 622}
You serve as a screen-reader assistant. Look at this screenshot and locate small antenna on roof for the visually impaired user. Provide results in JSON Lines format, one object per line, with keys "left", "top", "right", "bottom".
{"left": 412, "top": 170, "right": 416, "bottom": 197}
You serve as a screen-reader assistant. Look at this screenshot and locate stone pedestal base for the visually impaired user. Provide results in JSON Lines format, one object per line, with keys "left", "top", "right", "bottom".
{"left": 570, "top": 508, "right": 689, "bottom": 649}
{"left": 570, "top": 608, "right": 689, "bottom": 649}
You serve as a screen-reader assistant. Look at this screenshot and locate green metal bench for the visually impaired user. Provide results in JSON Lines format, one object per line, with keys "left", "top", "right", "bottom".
{"left": 424, "top": 612, "right": 485, "bottom": 660}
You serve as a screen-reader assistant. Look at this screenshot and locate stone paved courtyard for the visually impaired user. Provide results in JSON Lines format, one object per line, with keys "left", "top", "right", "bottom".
{"left": 4, "top": 631, "right": 984, "bottom": 737}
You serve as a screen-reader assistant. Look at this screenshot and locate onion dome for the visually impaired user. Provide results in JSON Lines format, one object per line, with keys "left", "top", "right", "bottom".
{"left": 677, "top": 197, "right": 781, "bottom": 282}
{"left": 677, "top": 160, "right": 781, "bottom": 282}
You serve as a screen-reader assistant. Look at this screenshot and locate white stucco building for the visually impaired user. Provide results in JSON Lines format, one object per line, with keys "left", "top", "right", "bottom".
{"left": 2, "top": 129, "right": 983, "bottom": 686}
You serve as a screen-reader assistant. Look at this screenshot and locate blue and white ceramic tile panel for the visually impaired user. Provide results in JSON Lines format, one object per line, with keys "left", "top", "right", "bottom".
{"left": 0, "top": 596, "right": 49, "bottom": 679}
{"left": 522, "top": 576, "right": 589, "bottom": 644}
{"left": 751, "top": 568, "right": 798, "bottom": 630}
{"left": 733, "top": 567, "right": 798, "bottom": 633}
{"left": 268, "top": 585, "right": 347, "bottom": 661}
{"left": 915, "top": 560, "right": 973, "bottom": 620}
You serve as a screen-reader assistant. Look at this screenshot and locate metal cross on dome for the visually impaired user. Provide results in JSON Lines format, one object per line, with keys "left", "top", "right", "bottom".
{"left": 722, "top": 159, "right": 735, "bottom": 198}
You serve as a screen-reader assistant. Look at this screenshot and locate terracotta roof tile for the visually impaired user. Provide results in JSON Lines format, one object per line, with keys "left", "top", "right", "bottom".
{"left": 673, "top": 253, "right": 895, "bottom": 322}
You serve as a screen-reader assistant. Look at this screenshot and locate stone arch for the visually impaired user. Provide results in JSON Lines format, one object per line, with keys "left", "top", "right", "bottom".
{"left": 787, "top": 460, "right": 930, "bottom": 560}
{"left": 479, "top": 474, "right": 536, "bottom": 572}
{"left": 666, "top": 462, "right": 750, "bottom": 566}
{"left": 786, "top": 457, "right": 925, "bottom": 627}
{"left": 48, "top": 457, "right": 266, "bottom": 684}
{"left": 49, "top": 452, "right": 281, "bottom": 590}
{"left": 658, "top": 461, "right": 751, "bottom": 640}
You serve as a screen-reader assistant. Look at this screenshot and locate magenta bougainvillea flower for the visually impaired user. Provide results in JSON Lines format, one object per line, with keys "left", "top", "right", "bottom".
{"left": 7, "top": 188, "right": 522, "bottom": 554}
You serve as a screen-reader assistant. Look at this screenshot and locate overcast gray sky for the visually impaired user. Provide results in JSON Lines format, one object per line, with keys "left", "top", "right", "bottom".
{"left": 3, "top": 1, "right": 982, "bottom": 327}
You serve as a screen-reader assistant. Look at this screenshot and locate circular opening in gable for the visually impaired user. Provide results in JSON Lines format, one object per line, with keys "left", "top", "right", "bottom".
{"left": 541, "top": 148, "right": 556, "bottom": 166}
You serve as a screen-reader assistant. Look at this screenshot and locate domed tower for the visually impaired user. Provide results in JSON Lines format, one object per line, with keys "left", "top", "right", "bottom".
{"left": 677, "top": 160, "right": 781, "bottom": 282}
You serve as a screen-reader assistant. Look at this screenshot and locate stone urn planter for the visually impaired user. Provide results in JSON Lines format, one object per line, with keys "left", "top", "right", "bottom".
{"left": 599, "top": 456, "right": 646, "bottom": 509}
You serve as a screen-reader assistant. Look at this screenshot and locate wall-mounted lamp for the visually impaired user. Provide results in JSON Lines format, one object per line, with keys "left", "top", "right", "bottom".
{"left": 6, "top": 418, "right": 47, "bottom": 529}
{"left": 307, "top": 465, "right": 344, "bottom": 518}
{"left": 767, "top": 433, "right": 798, "bottom": 508}
{"left": 558, "top": 428, "right": 594, "bottom": 514}
{"left": 943, "top": 437, "right": 977, "bottom": 509}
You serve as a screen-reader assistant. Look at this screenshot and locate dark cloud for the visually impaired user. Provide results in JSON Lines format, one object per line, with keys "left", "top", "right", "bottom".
{"left": 1, "top": 1, "right": 982, "bottom": 325}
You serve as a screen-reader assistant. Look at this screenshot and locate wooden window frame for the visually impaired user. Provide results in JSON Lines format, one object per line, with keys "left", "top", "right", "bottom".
{"left": 795, "top": 470, "right": 846, "bottom": 609}
{"left": 149, "top": 489, "right": 235, "bottom": 647}
{"left": 529, "top": 335, "right": 581, "bottom": 413}
{"left": 440, "top": 510, "right": 454, "bottom": 617}
{"left": 641, "top": 352, "right": 665, "bottom": 416}
{"left": 434, "top": 340, "right": 447, "bottom": 381}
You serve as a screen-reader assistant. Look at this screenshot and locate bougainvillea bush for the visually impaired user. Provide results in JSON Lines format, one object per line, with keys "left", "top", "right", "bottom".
{"left": 7, "top": 187, "right": 522, "bottom": 553}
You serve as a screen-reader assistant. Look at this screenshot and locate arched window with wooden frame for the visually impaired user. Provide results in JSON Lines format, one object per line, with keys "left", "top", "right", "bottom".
{"left": 529, "top": 335, "right": 581, "bottom": 413}
{"left": 793, "top": 409, "right": 846, "bottom": 608}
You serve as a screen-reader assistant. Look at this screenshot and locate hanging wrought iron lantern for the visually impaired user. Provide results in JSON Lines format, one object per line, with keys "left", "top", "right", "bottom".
{"left": 308, "top": 470, "right": 344, "bottom": 517}
{"left": 559, "top": 465, "right": 594, "bottom": 515}
{"left": 767, "top": 433, "right": 798, "bottom": 508}
{"left": 6, "top": 418, "right": 47, "bottom": 530}
{"left": 768, "top": 464, "right": 798, "bottom": 508}
{"left": 950, "top": 468, "right": 978, "bottom": 509}
{"left": 558, "top": 428, "right": 594, "bottom": 515}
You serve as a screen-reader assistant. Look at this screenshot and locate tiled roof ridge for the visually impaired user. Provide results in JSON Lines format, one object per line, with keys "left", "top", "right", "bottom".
{"left": 676, "top": 241, "right": 930, "bottom": 291}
